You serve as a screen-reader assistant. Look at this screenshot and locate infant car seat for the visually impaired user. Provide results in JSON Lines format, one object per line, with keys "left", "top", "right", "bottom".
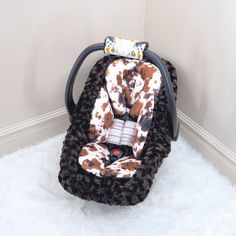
{"left": 59, "top": 36, "right": 179, "bottom": 205}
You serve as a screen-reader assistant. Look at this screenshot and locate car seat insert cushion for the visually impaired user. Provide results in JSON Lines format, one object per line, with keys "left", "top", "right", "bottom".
{"left": 78, "top": 58, "right": 162, "bottom": 178}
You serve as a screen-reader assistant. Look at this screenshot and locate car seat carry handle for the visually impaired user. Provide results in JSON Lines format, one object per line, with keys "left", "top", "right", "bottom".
{"left": 65, "top": 43, "right": 104, "bottom": 120}
{"left": 144, "top": 50, "right": 179, "bottom": 141}
{"left": 65, "top": 43, "right": 179, "bottom": 141}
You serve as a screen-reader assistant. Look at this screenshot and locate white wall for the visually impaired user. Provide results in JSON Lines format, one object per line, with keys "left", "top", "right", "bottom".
{"left": 145, "top": 0, "right": 236, "bottom": 153}
{"left": 1, "top": 0, "right": 235, "bottom": 164}
{"left": 0, "top": 0, "right": 145, "bottom": 129}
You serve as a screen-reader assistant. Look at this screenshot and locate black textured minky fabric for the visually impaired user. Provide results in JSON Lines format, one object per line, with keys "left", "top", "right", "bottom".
{"left": 58, "top": 55, "right": 177, "bottom": 205}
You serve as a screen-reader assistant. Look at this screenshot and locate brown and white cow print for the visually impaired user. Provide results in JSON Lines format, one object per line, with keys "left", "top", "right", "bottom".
{"left": 78, "top": 143, "right": 141, "bottom": 178}
{"left": 89, "top": 86, "right": 114, "bottom": 143}
{"left": 79, "top": 58, "right": 162, "bottom": 178}
{"left": 105, "top": 59, "right": 162, "bottom": 158}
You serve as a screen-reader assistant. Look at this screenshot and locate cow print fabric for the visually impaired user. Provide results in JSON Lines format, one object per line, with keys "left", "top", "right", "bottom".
{"left": 78, "top": 58, "right": 162, "bottom": 178}
{"left": 58, "top": 55, "right": 177, "bottom": 205}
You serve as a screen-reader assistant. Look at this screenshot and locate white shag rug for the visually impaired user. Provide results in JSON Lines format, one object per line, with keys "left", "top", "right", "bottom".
{"left": 0, "top": 134, "right": 236, "bottom": 236}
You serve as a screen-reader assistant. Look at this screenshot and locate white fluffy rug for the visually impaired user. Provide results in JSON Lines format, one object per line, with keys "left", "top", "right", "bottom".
{"left": 0, "top": 134, "right": 236, "bottom": 236}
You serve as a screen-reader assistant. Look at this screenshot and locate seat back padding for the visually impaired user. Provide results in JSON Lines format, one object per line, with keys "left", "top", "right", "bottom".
{"left": 89, "top": 58, "right": 162, "bottom": 158}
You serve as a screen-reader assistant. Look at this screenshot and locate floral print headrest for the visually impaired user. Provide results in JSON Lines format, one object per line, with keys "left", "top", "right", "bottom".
{"left": 104, "top": 36, "right": 148, "bottom": 60}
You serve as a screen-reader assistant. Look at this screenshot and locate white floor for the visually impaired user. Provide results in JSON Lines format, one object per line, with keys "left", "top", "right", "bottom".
{"left": 0, "top": 134, "right": 236, "bottom": 236}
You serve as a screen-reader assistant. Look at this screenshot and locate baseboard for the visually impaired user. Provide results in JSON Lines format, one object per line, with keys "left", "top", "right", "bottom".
{"left": 1, "top": 107, "right": 235, "bottom": 183}
{"left": 178, "top": 109, "right": 236, "bottom": 184}
{"left": 0, "top": 107, "right": 69, "bottom": 157}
